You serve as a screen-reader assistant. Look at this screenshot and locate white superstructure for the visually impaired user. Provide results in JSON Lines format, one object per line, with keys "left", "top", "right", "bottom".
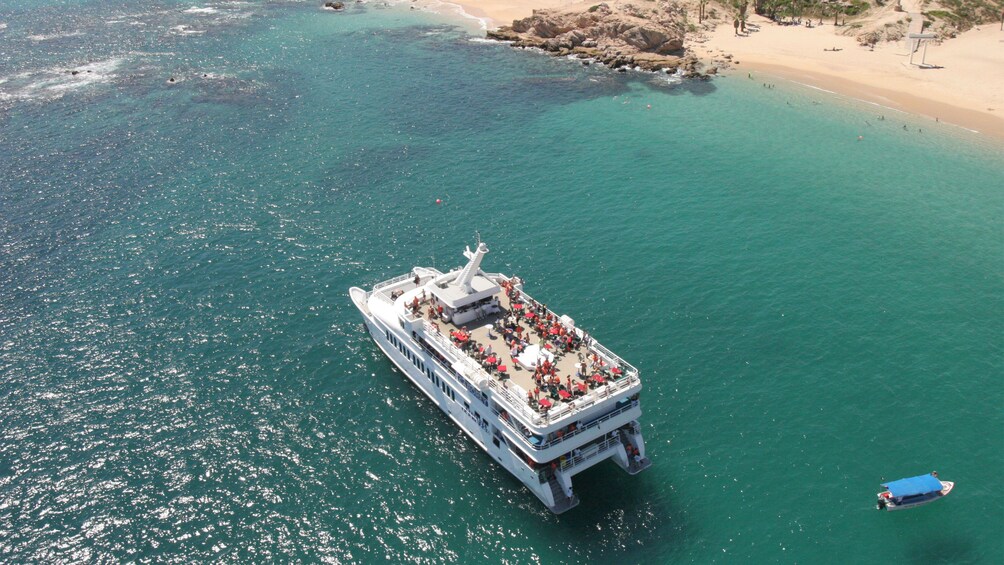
{"left": 349, "top": 242, "right": 650, "bottom": 513}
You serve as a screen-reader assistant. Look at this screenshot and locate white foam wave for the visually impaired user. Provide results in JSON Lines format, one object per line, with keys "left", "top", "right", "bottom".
{"left": 0, "top": 57, "right": 126, "bottom": 102}
{"left": 47, "top": 58, "right": 125, "bottom": 92}
{"left": 127, "top": 51, "right": 178, "bottom": 57}
{"left": 28, "top": 31, "right": 85, "bottom": 41}
{"left": 171, "top": 25, "right": 206, "bottom": 35}
{"left": 656, "top": 73, "right": 683, "bottom": 85}
{"left": 183, "top": 6, "right": 219, "bottom": 14}
{"left": 418, "top": 0, "right": 489, "bottom": 31}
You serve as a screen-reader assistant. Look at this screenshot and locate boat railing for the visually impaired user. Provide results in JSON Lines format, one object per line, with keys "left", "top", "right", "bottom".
{"left": 423, "top": 321, "right": 499, "bottom": 386}
{"left": 373, "top": 271, "right": 415, "bottom": 292}
{"left": 498, "top": 276, "right": 640, "bottom": 378}
{"left": 541, "top": 399, "right": 637, "bottom": 449}
{"left": 422, "top": 321, "right": 548, "bottom": 424}
{"left": 493, "top": 399, "right": 639, "bottom": 451}
{"left": 538, "top": 372, "right": 641, "bottom": 423}
{"left": 415, "top": 336, "right": 487, "bottom": 405}
{"left": 486, "top": 378, "right": 542, "bottom": 424}
{"left": 422, "top": 319, "right": 642, "bottom": 428}
{"left": 589, "top": 341, "right": 640, "bottom": 380}
{"left": 559, "top": 433, "right": 621, "bottom": 473}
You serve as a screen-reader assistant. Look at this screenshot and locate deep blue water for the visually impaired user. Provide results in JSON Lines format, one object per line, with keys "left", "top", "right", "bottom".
{"left": 1, "top": 1, "right": 1002, "bottom": 562}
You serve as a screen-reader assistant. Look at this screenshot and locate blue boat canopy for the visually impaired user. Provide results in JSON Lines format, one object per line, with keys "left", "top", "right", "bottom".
{"left": 882, "top": 474, "right": 943, "bottom": 497}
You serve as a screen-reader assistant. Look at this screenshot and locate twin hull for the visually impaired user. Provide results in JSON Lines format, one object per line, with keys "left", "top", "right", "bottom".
{"left": 356, "top": 308, "right": 636, "bottom": 512}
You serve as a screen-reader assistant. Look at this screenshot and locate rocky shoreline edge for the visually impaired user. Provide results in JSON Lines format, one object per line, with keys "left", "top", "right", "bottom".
{"left": 485, "top": 1, "right": 714, "bottom": 79}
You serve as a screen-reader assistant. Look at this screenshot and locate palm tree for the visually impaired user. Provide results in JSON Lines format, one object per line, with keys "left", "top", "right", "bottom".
{"left": 735, "top": 1, "right": 749, "bottom": 33}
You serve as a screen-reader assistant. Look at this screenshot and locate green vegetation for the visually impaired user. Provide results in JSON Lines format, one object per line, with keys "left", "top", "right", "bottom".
{"left": 925, "top": 10, "right": 961, "bottom": 22}
{"left": 928, "top": 0, "right": 1004, "bottom": 27}
{"left": 747, "top": 0, "right": 860, "bottom": 23}
{"left": 711, "top": 1, "right": 1003, "bottom": 33}
{"left": 844, "top": 1, "right": 870, "bottom": 16}
{"left": 937, "top": 0, "right": 1004, "bottom": 22}
{"left": 740, "top": 0, "right": 1001, "bottom": 30}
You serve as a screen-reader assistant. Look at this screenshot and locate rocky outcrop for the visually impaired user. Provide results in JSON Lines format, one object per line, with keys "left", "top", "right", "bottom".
{"left": 323, "top": 1, "right": 345, "bottom": 11}
{"left": 488, "top": 1, "right": 699, "bottom": 74}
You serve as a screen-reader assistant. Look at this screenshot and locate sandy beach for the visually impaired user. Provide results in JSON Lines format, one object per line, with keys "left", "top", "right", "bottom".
{"left": 689, "top": 14, "right": 1004, "bottom": 140}
{"left": 439, "top": 0, "right": 1004, "bottom": 140}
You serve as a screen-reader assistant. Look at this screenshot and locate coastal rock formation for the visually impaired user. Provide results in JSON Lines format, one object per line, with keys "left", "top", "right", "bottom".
{"left": 488, "top": 1, "right": 699, "bottom": 74}
{"left": 323, "top": 1, "right": 345, "bottom": 11}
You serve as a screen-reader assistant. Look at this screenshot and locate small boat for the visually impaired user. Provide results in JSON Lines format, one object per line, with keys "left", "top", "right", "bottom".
{"left": 877, "top": 473, "right": 954, "bottom": 511}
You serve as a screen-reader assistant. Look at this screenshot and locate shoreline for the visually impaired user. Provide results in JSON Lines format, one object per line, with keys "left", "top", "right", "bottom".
{"left": 688, "top": 15, "right": 1004, "bottom": 142}
{"left": 729, "top": 62, "right": 1003, "bottom": 140}
{"left": 424, "top": 1, "right": 1004, "bottom": 143}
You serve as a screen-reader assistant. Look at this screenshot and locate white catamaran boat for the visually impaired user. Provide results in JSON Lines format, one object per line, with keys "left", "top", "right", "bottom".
{"left": 349, "top": 242, "right": 650, "bottom": 513}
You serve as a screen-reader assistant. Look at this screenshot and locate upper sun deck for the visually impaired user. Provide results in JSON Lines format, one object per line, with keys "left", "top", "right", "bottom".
{"left": 369, "top": 243, "right": 641, "bottom": 430}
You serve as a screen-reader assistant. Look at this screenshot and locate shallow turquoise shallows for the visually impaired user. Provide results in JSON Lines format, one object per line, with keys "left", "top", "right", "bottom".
{"left": 2, "top": 1, "right": 1002, "bottom": 562}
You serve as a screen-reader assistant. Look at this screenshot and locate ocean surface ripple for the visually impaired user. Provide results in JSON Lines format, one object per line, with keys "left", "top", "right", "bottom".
{"left": 1, "top": 1, "right": 1002, "bottom": 562}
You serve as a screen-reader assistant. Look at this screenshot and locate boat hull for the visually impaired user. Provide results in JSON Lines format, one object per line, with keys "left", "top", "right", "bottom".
{"left": 878, "top": 481, "right": 954, "bottom": 511}
{"left": 348, "top": 256, "right": 650, "bottom": 514}
{"left": 349, "top": 289, "right": 581, "bottom": 513}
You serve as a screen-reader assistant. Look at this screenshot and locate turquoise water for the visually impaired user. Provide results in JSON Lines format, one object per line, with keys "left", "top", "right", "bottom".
{"left": 2, "top": 1, "right": 1002, "bottom": 562}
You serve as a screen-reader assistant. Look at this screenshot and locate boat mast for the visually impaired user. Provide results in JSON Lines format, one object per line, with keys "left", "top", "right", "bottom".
{"left": 455, "top": 241, "right": 489, "bottom": 293}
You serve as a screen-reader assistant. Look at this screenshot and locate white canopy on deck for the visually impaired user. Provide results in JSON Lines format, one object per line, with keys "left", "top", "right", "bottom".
{"left": 516, "top": 343, "right": 554, "bottom": 370}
